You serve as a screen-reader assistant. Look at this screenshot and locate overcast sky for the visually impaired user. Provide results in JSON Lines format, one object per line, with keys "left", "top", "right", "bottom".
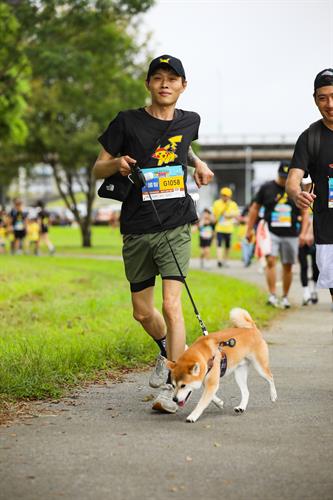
{"left": 142, "top": 0, "right": 333, "bottom": 140}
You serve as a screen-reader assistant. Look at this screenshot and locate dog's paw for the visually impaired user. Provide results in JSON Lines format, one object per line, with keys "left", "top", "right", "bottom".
{"left": 186, "top": 413, "right": 198, "bottom": 423}
{"left": 233, "top": 406, "right": 245, "bottom": 414}
{"left": 271, "top": 394, "right": 278, "bottom": 402}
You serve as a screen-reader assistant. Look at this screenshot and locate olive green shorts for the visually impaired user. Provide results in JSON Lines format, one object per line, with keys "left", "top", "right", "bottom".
{"left": 122, "top": 224, "right": 192, "bottom": 290}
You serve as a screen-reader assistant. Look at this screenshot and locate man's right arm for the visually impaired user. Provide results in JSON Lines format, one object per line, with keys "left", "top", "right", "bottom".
{"left": 245, "top": 202, "right": 260, "bottom": 241}
{"left": 286, "top": 168, "right": 316, "bottom": 209}
{"left": 92, "top": 148, "right": 136, "bottom": 180}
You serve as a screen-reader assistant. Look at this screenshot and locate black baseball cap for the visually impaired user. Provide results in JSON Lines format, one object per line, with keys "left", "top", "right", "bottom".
{"left": 314, "top": 68, "right": 333, "bottom": 91}
{"left": 278, "top": 160, "right": 290, "bottom": 178}
{"left": 146, "top": 55, "right": 186, "bottom": 80}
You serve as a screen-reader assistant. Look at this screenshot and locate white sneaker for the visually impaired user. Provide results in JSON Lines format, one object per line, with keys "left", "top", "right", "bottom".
{"left": 149, "top": 354, "right": 169, "bottom": 388}
{"left": 152, "top": 384, "right": 177, "bottom": 414}
{"left": 281, "top": 296, "right": 291, "bottom": 309}
{"left": 267, "top": 294, "right": 279, "bottom": 307}
{"left": 311, "top": 291, "right": 318, "bottom": 304}
{"left": 302, "top": 289, "right": 312, "bottom": 306}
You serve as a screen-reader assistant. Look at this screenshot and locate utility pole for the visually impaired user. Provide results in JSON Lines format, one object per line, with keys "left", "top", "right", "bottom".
{"left": 244, "top": 146, "right": 252, "bottom": 206}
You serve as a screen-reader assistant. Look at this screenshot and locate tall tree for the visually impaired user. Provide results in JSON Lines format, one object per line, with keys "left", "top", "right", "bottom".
{"left": 0, "top": 2, "right": 31, "bottom": 205}
{"left": 8, "top": 0, "right": 154, "bottom": 245}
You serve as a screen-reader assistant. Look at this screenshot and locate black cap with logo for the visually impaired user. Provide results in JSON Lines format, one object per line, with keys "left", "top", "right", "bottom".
{"left": 314, "top": 68, "right": 333, "bottom": 91}
{"left": 278, "top": 160, "right": 290, "bottom": 178}
{"left": 146, "top": 55, "right": 186, "bottom": 81}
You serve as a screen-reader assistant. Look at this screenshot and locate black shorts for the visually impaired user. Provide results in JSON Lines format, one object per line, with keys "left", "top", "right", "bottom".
{"left": 14, "top": 230, "right": 26, "bottom": 240}
{"left": 216, "top": 232, "right": 231, "bottom": 249}
{"left": 199, "top": 237, "right": 212, "bottom": 248}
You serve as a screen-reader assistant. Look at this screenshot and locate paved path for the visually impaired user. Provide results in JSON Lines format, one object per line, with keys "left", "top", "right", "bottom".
{"left": 1, "top": 260, "right": 332, "bottom": 500}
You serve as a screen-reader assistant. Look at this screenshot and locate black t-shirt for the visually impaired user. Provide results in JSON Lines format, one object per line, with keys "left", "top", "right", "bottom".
{"left": 253, "top": 181, "right": 301, "bottom": 237}
{"left": 38, "top": 209, "right": 50, "bottom": 233}
{"left": 98, "top": 108, "right": 200, "bottom": 234}
{"left": 290, "top": 121, "right": 333, "bottom": 244}
{"left": 10, "top": 209, "right": 27, "bottom": 233}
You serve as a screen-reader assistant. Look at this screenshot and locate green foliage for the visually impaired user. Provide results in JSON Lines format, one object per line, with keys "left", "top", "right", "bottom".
{"left": 0, "top": 2, "right": 31, "bottom": 146}
{"left": 3, "top": 0, "right": 155, "bottom": 244}
{"left": 0, "top": 254, "right": 278, "bottom": 401}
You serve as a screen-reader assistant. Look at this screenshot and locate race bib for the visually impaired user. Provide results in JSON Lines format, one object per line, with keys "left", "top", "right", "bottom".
{"left": 14, "top": 221, "right": 24, "bottom": 231}
{"left": 271, "top": 204, "right": 292, "bottom": 227}
{"left": 141, "top": 165, "right": 185, "bottom": 201}
{"left": 200, "top": 225, "right": 213, "bottom": 239}
{"left": 328, "top": 177, "right": 333, "bottom": 208}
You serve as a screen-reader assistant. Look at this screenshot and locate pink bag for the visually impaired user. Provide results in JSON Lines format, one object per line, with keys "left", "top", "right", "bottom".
{"left": 255, "top": 220, "right": 272, "bottom": 258}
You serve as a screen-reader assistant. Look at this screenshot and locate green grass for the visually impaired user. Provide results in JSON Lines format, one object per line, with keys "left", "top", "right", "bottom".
{"left": 24, "top": 225, "right": 244, "bottom": 259}
{"left": 0, "top": 255, "right": 278, "bottom": 402}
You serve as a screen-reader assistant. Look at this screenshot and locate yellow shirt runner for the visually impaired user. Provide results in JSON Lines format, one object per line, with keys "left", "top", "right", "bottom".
{"left": 213, "top": 199, "right": 240, "bottom": 234}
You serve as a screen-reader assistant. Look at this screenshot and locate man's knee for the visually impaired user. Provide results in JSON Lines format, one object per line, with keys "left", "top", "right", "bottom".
{"left": 266, "top": 256, "right": 276, "bottom": 269}
{"left": 162, "top": 297, "right": 181, "bottom": 321}
{"left": 283, "top": 263, "right": 293, "bottom": 272}
{"left": 133, "top": 307, "right": 154, "bottom": 324}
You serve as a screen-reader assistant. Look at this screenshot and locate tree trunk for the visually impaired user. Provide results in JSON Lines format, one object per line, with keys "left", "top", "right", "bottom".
{"left": 81, "top": 223, "right": 91, "bottom": 247}
{"left": 50, "top": 160, "right": 96, "bottom": 248}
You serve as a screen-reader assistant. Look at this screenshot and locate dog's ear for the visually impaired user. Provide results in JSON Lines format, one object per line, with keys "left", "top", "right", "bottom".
{"left": 190, "top": 363, "right": 200, "bottom": 376}
{"left": 166, "top": 360, "right": 176, "bottom": 370}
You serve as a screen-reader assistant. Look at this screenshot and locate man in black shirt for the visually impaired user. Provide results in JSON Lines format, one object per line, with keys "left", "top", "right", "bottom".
{"left": 37, "top": 200, "right": 55, "bottom": 255}
{"left": 93, "top": 55, "right": 214, "bottom": 413}
{"left": 9, "top": 198, "right": 28, "bottom": 255}
{"left": 246, "top": 162, "right": 308, "bottom": 308}
{"left": 286, "top": 68, "right": 333, "bottom": 311}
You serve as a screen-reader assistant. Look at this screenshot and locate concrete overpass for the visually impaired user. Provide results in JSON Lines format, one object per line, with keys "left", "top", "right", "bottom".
{"left": 197, "top": 135, "right": 297, "bottom": 206}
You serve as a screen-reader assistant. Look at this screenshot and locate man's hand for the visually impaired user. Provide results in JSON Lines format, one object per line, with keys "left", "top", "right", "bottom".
{"left": 193, "top": 161, "right": 214, "bottom": 188}
{"left": 245, "top": 228, "right": 255, "bottom": 243}
{"left": 305, "top": 233, "right": 314, "bottom": 246}
{"left": 294, "top": 191, "right": 316, "bottom": 210}
{"left": 298, "top": 232, "right": 307, "bottom": 247}
{"left": 117, "top": 155, "right": 137, "bottom": 176}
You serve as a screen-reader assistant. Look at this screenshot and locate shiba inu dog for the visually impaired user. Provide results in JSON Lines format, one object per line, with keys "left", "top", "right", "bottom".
{"left": 167, "top": 308, "right": 277, "bottom": 423}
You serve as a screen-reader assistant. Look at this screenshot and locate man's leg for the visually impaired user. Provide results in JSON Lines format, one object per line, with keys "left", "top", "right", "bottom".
{"left": 299, "top": 245, "right": 312, "bottom": 304}
{"left": 265, "top": 255, "right": 279, "bottom": 306}
{"left": 151, "top": 279, "right": 185, "bottom": 414}
{"left": 280, "top": 237, "right": 298, "bottom": 308}
{"left": 162, "top": 279, "right": 186, "bottom": 361}
{"left": 132, "top": 285, "right": 169, "bottom": 388}
{"left": 265, "top": 255, "right": 277, "bottom": 295}
{"left": 282, "top": 263, "right": 293, "bottom": 297}
{"left": 216, "top": 232, "right": 223, "bottom": 266}
{"left": 223, "top": 233, "right": 231, "bottom": 265}
{"left": 131, "top": 286, "right": 166, "bottom": 342}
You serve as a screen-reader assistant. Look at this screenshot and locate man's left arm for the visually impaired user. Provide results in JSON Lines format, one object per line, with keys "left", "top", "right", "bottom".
{"left": 298, "top": 208, "right": 310, "bottom": 247}
{"left": 188, "top": 146, "right": 214, "bottom": 188}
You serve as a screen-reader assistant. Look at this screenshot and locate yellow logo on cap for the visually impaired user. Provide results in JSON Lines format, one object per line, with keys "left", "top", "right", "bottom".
{"left": 160, "top": 57, "right": 170, "bottom": 63}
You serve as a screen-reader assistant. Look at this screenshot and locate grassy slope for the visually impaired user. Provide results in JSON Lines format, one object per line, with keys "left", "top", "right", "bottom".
{"left": 0, "top": 254, "right": 277, "bottom": 401}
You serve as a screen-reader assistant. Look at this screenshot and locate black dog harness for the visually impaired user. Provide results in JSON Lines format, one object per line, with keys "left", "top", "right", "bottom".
{"left": 206, "top": 351, "right": 228, "bottom": 378}
{"left": 219, "top": 352, "right": 227, "bottom": 378}
{"left": 205, "top": 338, "right": 236, "bottom": 379}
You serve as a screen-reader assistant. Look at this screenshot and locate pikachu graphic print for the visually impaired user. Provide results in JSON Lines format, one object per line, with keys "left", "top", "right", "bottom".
{"left": 141, "top": 135, "right": 185, "bottom": 201}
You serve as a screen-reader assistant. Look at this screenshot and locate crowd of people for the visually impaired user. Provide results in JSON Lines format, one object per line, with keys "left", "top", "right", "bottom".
{"left": 195, "top": 161, "right": 321, "bottom": 310}
{"left": 0, "top": 199, "right": 55, "bottom": 256}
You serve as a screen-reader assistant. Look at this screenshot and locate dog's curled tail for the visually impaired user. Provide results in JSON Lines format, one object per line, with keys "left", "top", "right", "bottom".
{"left": 230, "top": 308, "right": 256, "bottom": 329}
